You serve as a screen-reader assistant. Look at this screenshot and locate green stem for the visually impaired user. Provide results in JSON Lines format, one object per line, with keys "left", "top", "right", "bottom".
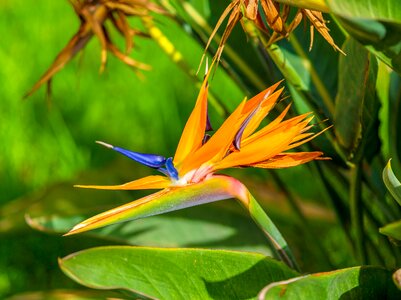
{"left": 289, "top": 35, "right": 335, "bottom": 117}
{"left": 177, "top": 0, "right": 267, "bottom": 91}
{"left": 141, "top": 17, "right": 228, "bottom": 117}
{"left": 350, "top": 163, "right": 367, "bottom": 264}
{"left": 274, "top": 0, "right": 330, "bottom": 12}
{"left": 263, "top": 41, "right": 348, "bottom": 162}
{"left": 270, "top": 171, "right": 334, "bottom": 268}
{"left": 244, "top": 193, "right": 300, "bottom": 272}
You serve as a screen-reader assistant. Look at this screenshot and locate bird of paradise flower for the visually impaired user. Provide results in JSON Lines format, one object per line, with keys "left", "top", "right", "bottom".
{"left": 65, "top": 70, "right": 329, "bottom": 270}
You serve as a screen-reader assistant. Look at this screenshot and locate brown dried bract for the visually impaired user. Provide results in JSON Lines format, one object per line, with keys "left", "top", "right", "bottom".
{"left": 25, "top": 0, "right": 166, "bottom": 98}
{"left": 202, "top": 0, "right": 343, "bottom": 65}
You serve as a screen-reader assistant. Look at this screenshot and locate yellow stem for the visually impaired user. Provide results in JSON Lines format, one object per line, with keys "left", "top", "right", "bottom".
{"left": 274, "top": 0, "right": 330, "bottom": 12}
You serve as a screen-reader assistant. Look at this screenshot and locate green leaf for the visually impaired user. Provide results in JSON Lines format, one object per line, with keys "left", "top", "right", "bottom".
{"left": 334, "top": 37, "right": 380, "bottom": 162}
{"left": 326, "top": 0, "right": 401, "bottom": 74}
{"left": 388, "top": 74, "right": 401, "bottom": 171}
{"left": 259, "top": 266, "right": 400, "bottom": 299}
{"left": 383, "top": 159, "right": 401, "bottom": 206}
{"left": 27, "top": 203, "right": 272, "bottom": 255}
{"left": 380, "top": 219, "right": 401, "bottom": 241}
{"left": 327, "top": 0, "right": 401, "bottom": 23}
{"left": 60, "top": 246, "right": 298, "bottom": 300}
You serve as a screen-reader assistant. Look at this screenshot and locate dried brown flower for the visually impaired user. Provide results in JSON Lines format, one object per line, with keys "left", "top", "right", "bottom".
{"left": 203, "top": 0, "right": 343, "bottom": 64}
{"left": 25, "top": 0, "right": 166, "bottom": 98}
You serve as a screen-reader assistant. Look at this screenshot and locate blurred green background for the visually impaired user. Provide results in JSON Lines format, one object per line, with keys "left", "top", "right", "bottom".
{"left": 0, "top": 0, "right": 346, "bottom": 297}
{"left": 0, "top": 0, "right": 245, "bottom": 297}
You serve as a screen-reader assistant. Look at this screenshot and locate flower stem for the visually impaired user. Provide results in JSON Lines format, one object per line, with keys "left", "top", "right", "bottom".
{"left": 273, "top": 0, "right": 330, "bottom": 12}
{"left": 270, "top": 171, "right": 334, "bottom": 268}
{"left": 288, "top": 35, "right": 335, "bottom": 117}
{"left": 350, "top": 163, "right": 367, "bottom": 264}
{"left": 141, "top": 16, "right": 228, "bottom": 117}
{"left": 176, "top": 0, "right": 267, "bottom": 91}
{"left": 244, "top": 193, "right": 300, "bottom": 271}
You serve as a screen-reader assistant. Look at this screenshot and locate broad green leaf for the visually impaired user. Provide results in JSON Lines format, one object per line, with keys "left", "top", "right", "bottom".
{"left": 383, "top": 159, "right": 401, "bottom": 206}
{"left": 326, "top": 0, "right": 401, "bottom": 74}
{"left": 26, "top": 202, "right": 272, "bottom": 255}
{"left": 326, "top": 0, "right": 401, "bottom": 23}
{"left": 259, "top": 266, "right": 400, "bottom": 299}
{"left": 334, "top": 37, "right": 380, "bottom": 162}
{"left": 380, "top": 219, "right": 401, "bottom": 241}
{"left": 60, "top": 246, "right": 298, "bottom": 300}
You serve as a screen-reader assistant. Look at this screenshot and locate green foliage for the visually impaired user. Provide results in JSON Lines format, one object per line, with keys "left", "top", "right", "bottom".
{"left": 259, "top": 266, "right": 400, "bottom": 299}
{"left": 327, "top": 0, "right": 401, "bottom": 74}
{"left": 59, "top": 246, "right": 298, "bottom": 299}
{"left": 334, "top": 38, "right": 379, "bottom": 162}
{"left": 3, "top": 0, "right": 401, "bottom": 298}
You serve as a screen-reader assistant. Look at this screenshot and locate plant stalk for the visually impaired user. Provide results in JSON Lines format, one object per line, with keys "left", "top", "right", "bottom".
{"left": 142, "top": 16, "right": 228, "bottom": 117}
{"left": 350, "top": 163, "right": 367, "bottom": 264}
{"left": 274, "top": 0, "right": 330, "bottom": 12}
{"left": 289, "top": 35, "right": 335, "bottom": 117}
{"left": 242, "top": 193, "right": 300, "bottom": 272}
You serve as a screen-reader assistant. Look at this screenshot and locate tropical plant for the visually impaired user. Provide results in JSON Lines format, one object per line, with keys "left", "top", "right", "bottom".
{"left": 2, "top": 0, "right": 401, "bottom": 299}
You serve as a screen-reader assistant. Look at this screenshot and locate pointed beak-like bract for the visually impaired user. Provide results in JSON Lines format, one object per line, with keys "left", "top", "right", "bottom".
{"left": 66, "top": 70, "right": 328, "bottom": 236}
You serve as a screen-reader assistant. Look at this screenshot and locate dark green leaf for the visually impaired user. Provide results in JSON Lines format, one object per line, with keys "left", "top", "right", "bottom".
{"left": 334, "top": 37, "right": 380, "bottom": 162}
{"left": 60, "top": 246, "right": 298, "bottom": 300}
{"left": 259, "top": 266, "right": 400, "bottom": 299}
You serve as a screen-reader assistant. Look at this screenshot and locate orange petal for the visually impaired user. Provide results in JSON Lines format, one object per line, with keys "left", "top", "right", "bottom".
{"left": 179, "top": 100, "right": 247, "bottom": 175}
{"left": 249, "top": 152, "right": 327, "bottom": 169}
{"left": 242, "top": 88, "right": 284, "bottom": 139}
{"left": 285, "top": 125, "right": 332, "bottom": 150}
{"left": 215, "top": 116, "right": 311, "bottom": 169}
{"left": 74, "top": 175, "right": 171, "bottom": 190}
{"left": 241, "top": 81, "right": 282, "bottom": 115}
{"left": 173, "top": 71, "right": 212, "bottom": 167}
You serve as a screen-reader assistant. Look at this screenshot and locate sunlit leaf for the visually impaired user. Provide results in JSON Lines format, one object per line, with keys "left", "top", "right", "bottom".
{"left": 60, "top": 246, "right": 298, "bottom": 299}
{"left": 326, "top": 0, "right": 401, "bottom": 22}
{"left": 380, "top": 219, "right": 401, "bottom": 241}
{"left": 383, "top": 159, "right": 401, "bottom": 206}
{"left": 258, "top": 266, "right": 400, "bottom": 299}
{"left": 326, "top": 0, "right": 401, "bottom": 74}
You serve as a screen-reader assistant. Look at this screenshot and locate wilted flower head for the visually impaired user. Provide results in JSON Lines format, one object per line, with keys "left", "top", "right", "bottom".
{"left": 25, "top": 0, "right": 166, "bottom": 97}
{"left": 65, "top": 68, "right": 329, "bottom": 236}
{"left": 204, "top": 0, "right": 343, "bottom": 63}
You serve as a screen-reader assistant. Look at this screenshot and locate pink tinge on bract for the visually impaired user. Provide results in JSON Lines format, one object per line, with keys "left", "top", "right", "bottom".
{"left": 66, "top": 175, "right": 249, "bottom": 235}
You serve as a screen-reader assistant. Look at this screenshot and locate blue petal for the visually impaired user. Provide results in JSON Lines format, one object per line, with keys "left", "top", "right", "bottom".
{"left": 96, "top": 142, "right": 166, "bottom": 168}
{"left": 113, "top": 146, "right": 167, "bottom": 168}
{"left": 165, "top": 157, "right": 179, "bottom": 180}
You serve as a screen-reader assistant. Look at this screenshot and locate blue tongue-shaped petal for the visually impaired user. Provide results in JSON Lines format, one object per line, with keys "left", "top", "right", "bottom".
{"left": 165, "top": 157, "right": 179, "bottom": 180}
{"left": 96, "top": 141, "right": 167, "bottom": 168}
